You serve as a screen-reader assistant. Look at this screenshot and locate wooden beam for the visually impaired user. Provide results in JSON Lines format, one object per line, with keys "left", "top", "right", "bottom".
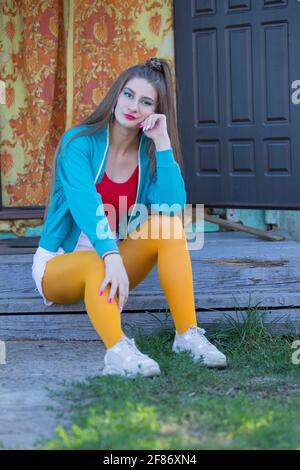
{"left": 0, "top": 309, "right": 298, "bottom": 340}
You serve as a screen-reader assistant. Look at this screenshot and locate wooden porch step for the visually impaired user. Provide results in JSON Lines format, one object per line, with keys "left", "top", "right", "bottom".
{"left": 1, "top": 230, "right": 300, "bottom": 337}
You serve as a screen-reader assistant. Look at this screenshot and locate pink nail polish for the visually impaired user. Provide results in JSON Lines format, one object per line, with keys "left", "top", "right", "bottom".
{"left": 108, "top": 297, "right": 112, "bottom": 304}
{"left": 99, "top": 290, "right": 103, "bottom": 296}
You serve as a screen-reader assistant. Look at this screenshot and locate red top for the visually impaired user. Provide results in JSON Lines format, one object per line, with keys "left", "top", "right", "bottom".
{"left": 95, "top": 164, "right": 139, "bottom": 233}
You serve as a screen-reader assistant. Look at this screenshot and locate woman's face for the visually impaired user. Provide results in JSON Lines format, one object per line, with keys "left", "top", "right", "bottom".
{"left": 114, "top": 77, "right": 158, "bottom": 128}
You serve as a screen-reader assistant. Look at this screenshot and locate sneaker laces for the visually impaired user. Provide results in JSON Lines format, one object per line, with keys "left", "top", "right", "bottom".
{"left": 185, "top": 326, "right": 212, "bottom": 346}
{"left": 118, "top": 336, "right": 145, "bottom": 358}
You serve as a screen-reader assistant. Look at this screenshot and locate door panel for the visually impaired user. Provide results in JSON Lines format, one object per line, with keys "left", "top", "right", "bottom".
{"left": 174, "top": 0, "right": 300, "bottom": 208}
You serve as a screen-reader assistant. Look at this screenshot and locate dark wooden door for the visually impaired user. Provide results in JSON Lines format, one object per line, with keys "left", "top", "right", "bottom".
{"left": 174, "top": 0, "right": 300, "bottom": 208}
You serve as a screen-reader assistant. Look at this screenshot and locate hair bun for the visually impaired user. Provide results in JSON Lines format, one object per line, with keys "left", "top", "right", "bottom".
{"left": 145, "top": 57, "right": 163, "bottom": 72}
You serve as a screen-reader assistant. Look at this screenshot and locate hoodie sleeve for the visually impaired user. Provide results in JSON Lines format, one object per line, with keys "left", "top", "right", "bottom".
{"left": 57, "top": 134, "right": 120, "bottom": 259}
{"left": 146, "top": 148, "right": 187, "bottom": 215}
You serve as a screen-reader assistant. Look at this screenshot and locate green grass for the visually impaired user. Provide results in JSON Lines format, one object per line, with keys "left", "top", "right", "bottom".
{"left": 35, "top": 309, "right": 300, "bottom": 450}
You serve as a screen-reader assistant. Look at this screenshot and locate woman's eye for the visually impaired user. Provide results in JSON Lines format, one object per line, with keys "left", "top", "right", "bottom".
{"left": 124, "top": 91, "right": 152, "bottom": 106}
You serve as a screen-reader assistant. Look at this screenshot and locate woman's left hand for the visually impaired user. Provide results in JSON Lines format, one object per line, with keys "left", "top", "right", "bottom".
{"left": 138, "top": 113, "right": 169, "bottom": 141}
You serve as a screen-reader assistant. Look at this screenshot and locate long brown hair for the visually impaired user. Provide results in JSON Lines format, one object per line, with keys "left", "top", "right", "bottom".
{"left": 43, "top": 58, "right": 184, "bottom": 221}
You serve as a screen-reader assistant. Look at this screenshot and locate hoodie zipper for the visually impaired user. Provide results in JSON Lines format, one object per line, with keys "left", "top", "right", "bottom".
{"left": 94, "top": 124, "right": 110, "bottom": 184}
{"left": 128, "top": 137, "right": 142, "bottom": 228}
{"left": 94, "top": 122, "right": 142, "bottom": 232}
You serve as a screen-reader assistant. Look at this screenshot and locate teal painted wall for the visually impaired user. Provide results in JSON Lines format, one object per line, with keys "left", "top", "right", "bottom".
{"left": 278, "top": 211, "right": 300, "bottom": 243}
{"left": 213, "top": 209, "right": 300, "bottom": 242}
{"left": 0, "top": 219, "right": 218, "bottom": 241}
{"left": 0, "top": 225, "right": 44, "bottom": 240}
{"left": 2, "top": 210, "right": 300, "bottom": 241}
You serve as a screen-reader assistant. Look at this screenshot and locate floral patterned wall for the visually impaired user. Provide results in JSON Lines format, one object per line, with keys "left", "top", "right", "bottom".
{"left": 0, "top": 0, "right": 175, "bottom": 213}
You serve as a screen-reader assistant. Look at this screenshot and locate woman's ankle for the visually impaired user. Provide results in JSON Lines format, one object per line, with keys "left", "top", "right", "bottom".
{"left": 106, "top": 333, "right": 126, "bottom": 349}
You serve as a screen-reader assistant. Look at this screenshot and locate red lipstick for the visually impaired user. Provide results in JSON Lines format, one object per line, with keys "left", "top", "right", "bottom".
{"left": 124, "top": 114, "right": 136, "bottom": 120}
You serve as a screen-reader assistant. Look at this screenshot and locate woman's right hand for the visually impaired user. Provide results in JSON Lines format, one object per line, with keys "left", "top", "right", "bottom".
{"left": 99, "top": 253, "right": 129, "bottom": 313}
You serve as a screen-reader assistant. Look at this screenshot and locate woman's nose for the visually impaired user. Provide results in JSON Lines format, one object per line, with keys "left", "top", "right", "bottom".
{"left": 128, "top": 101, "right": 139, "bottom": 112}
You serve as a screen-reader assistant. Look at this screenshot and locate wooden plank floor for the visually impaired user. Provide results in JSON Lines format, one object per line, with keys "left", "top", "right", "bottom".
{"left": 1, "top": 230, "right": 300, "bottom": 313}
{"left": 1, "top": 230, "right": 300, "bottom": 338}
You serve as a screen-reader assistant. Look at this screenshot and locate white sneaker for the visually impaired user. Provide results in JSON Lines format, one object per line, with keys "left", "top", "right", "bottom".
{"left": 172, "top": 326, "right": 227, "bottom": 369}
{"left": 102, "top": 336, "right": 161, "bottom": 378}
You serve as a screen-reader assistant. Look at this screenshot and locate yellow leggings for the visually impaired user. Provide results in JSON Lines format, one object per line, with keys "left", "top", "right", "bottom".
{"left": 42, "top": 214, "right": 197, "bottom": 349}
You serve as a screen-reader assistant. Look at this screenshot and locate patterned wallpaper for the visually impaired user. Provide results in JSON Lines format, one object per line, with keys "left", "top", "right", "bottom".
{"left": 0, "top": 0, "right": 174, "bottom": 210}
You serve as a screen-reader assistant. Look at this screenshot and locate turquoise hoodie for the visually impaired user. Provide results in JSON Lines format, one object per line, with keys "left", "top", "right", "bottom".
{"left": 39, "top": 123, "right": 187, "bottom": 258}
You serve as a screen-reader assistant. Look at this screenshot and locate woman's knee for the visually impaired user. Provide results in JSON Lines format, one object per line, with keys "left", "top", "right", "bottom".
{"left": 84, "top": 251, "right": 106, "bottom": 276}
{"left": 149, "top": 213, "right": 185, "bottom": 241}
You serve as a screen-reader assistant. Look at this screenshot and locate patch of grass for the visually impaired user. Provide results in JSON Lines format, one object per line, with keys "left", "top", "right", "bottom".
{"left": 35, "top": 309, "right": 300, "bottom": 450}
{"left": 208, "top": 306, "right": 299, "bottom": 375}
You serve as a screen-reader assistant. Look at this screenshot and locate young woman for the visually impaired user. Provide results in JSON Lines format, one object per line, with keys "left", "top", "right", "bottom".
{"left": 32, "top": 57, "right": 227, "bottom": 378}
